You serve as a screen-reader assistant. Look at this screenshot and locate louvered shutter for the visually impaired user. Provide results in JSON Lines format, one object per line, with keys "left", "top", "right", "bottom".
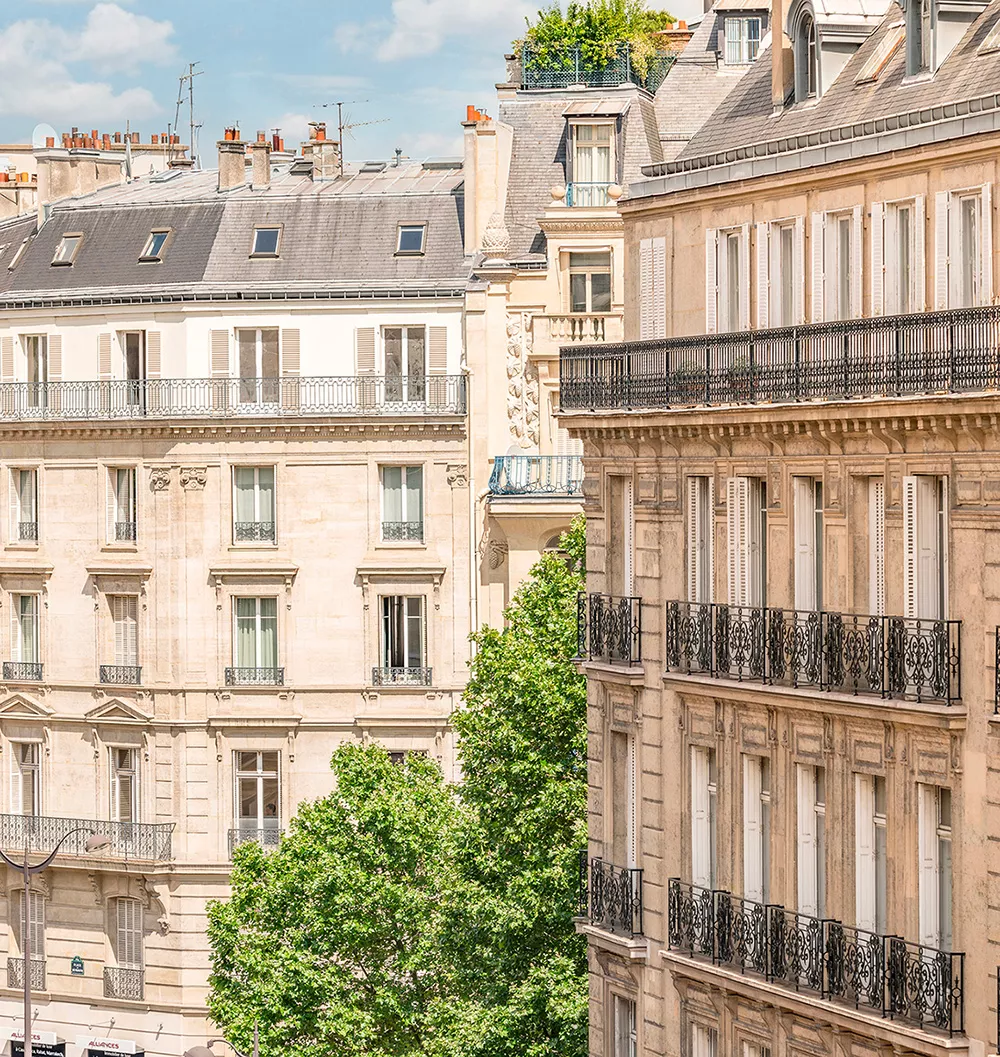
{"left": 756, "top": 222, "right": 770, "bottom": 328}
{"left": 793, "top": 478, "right": 817, "bottom": 612}
{"left": 355, "top": 326, "right": 377, "bottom": 408}
{"left": 106, "top": 469, "right": 117, "bottom": 543}
{"left": 687, "top": 477, "right": 702, "bottom": 603}
{"left": 793, "top": 217, "right": 805, "bottom": 324}
{"left": 743, "top": 755, "right": 763, "bottom": 903}
{"left": 16, "top": 891, "right": 44, "bottom": 959}
{"left": 738, "top": 224, "right": 750, "bottom": 329}
{"left": 623, "top": 476, "right": 634, "bottom": 595}
{"left": 280, "top": 328, "right": 300, "bottom": 410}
{"left": 428, "top": 326, "right": 448, "bottom": 405}
{"left": 145, "top": 331, "right": 161, "bottom": 411}
{"left": 855, "top": 774, "right": 876, "bottom": 932}
{"left": 917, "top": 786, "right": 939, "bottom": 948}
{"left": 639, "top": 237, "right": 653, "bottom": 339}
{"left": 903, "top": 476, "right": 918, "bottom": 618}
{"left": 981, "top": 184, "right": 993, "bottom": 305}
{"left": 627, "top": 734, "right": 638, "bottom": 867}
{"left": 210, "top": 329, "right": 230, "bottom": 411}
{"left": 869, "top": 477, "right": 886, "bottom": 616}
{"left": 934, "top": 191, "right": 950, "bottom": 310}
{"left": 1, "top": 336, "right": 12, "bottom": 383}
{"left": 811, "top": 213, "right": 825, "bottom": 323}
{"left": 9, "top": 596, "right": 20, "bottom": 662}
{"left": 851, "top": 205, "right": 864, "bottom": 317}
{"left": 98, "top": 331, "right": 112, "bottom": 415}
{"left": 908, "top": 475, "right": 943, "bottom": 621}
{"left": 651, "top": 236, "right": 667, "bottom": 339}
{"left": 9, "top": 745, "right": 21, "bottom": 814}
{"left": 704, "top": 230, "right": 718, "bottom": 334}
{"left": 116, "top": 897, "right": 143, "bottom": 968}
{"left": 8, "top": 470, "right": 19, "bottom": 541}
{"left": 691, "top": 747, "right": 711, "bottom": 889}
{"left": 797, "top": 765, "right": 818, "bottom": 917}
{"left": 913, "top": 196, "right": 926, "bottom": 312}
{"left": 871, "top": 202, "right": 885, "bottom": 316}
{"left": 727, "top": 476, "right": 750, "bottom": 606}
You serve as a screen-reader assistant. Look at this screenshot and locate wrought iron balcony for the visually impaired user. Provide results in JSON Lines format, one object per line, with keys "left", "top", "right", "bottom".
{"left": 0, "top": 813, "right": 173, "bottom": 861}
{"left": 560, "top": 306, "right": 1000, "bottom": 412}
{"left": 579, "top": 850, "right": 643, "bottom": 937}
{"left": 382, "top": 521, "right": 424, "bottom": 542}
{"left": 488, "top": 455, "right": 584, "bottom": 497}
{"left": 104, "top": 965, "right": 144, "bottom": 1000}
{"left": 668, "top": 880, "right": 965, "bottom": 1036}
{"left": 234, "top": 521, "right": 276, "bottom": 542}
{"left": 371, "top": 666, "right": 433, "bottom": 686}
{"left": 3, "top": 661, "right": 42, "bottom": 682}
{"left": 229, "top": 826, "right": 283, "bottom": 857}
{"left": 577, "top": 593, "right": 642, "bottom": 665}
{"left": 0, "top": 375, "right": 467, "bottom": 421}
{"left": 519, "top": 41, "right": 675, "bottom": 92}
{"left": 7, "top": 957, "right": 45, "bottom": 991}
{"left": 225, "top": 666, "right": 284, "bottom": 686}
{"left": 100, "top": 664, "right": 141, "bottom": 685}
{"left": 17, "top": 521, "right": 37, "bottom": 542}
{"left": 115, "top": 520, "right": 136, "bottom": 542}
{"left": 665, "top": 601, "right": 961, "bottom": 705}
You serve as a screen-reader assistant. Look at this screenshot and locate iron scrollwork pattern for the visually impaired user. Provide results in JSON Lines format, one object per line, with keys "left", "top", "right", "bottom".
{"left": 0, "top": 813, "right": 173, "bottom": 860}
{"left": 104, "top": 965, "right": 144, "bottom": 1000}
{"left": 580, "top": 854, "right": 643, "bottom": 938}
{"left": 577, "top": 593, "right": 642, "bottom": 665}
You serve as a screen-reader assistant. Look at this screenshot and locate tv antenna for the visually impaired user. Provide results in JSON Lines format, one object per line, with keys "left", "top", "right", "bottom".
{"left": 173, "top": 62, "right": 203, "bottom": 168}
{"left": 315, "top": 100, "right": 389, "bottom": 177}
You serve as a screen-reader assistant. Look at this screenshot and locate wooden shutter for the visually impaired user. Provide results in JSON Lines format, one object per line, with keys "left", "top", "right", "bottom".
{"left": 9, "top": 596, "right": 20, "bottom": 662}
{"left": 727, "top": 476, "right": 750, "bottom": 606}
{"left": 1, "top": 337, "right": 12, "bottom": 383}
{"left": 903, "top": 475, "right": 917, "bottom": 618}
{"left": 904, "top": 475, "right": 943, "bottom": 621}
{"left": 855, "top": 773, "right": 876, "bottom": 932}
{"left": 851, "top": 205, "right": 863, "bottom": 318}
{"left": 869, "top": 477, "right": 886, "bottom": 616}
{"left": 981, "top": 184, "right": 993, "bottom": 305}
{"left": 811, "top": 213, "right": 825, "bottom": 323}
{"left": 793, "top": 477, "right": 817, "bottom": 612}
{"left": 704, "top": 230, "right": 718, "bottom": 334}
{"left": 627, "top": 734, "right": 637, "bottom": 867}
{"left": 16, "top": 890, "right": 43, "bottom": 958}
{"left": 687, "top": 477, "right": 702, "bottom": 604}
{"left": 112, "top": 595, "right": 138, "bottom": 667}
{"left": 116, "top": 897, "right": 143, "bottom": 968}
{"left": 106, "top": 469, "right": 118, "bottom": 542}
{"left": 913, "top": 196, "right": 926, "bottom": 312}
{"left": 145, "top": 331, "right": 161, "bottom": 378}
{"left": 652, "top": 236, "right": 667, "bottom": 339}
{"left": 793, "top": 216, "right": 805, "bottom": 324}
{"left": 623, "top": 476, "right": 634, "bottom": 595}
{"left": 280, "top": 328, "right": 301, "bottom": 410}
{"left": 47, "top": 335, "right": 62, "bottom": 412}
{"left": 210, "top": 329, "right": 230, "bottom": 411}
{"left": 98, "top": 333, "right": 112, "bottom": 380}
{"left": 934, "top": 191, "right": 950, "bottom": 310}
{"left": 9, "top": 747, "right": 22, "bottom": 814}
{"left": 691, "top": 747, "right": 711, "bottom": 889}
{"left": 871, "top": 202, "right": 884, "bottom": 316}
{"left": 355, "top": 327, "right": 377, "bottom": 408}
{"left": 8, "top": 470, "right": 19, "bottom": 541}
{"left": 743, "top": 755, "right": 763, "bottom": 903}
{"left": 738, "top": 224, "right": 751, "bottom": 329}
{"left": 639, "top": 237, "right": 653, "bottom": 339}
{"left": 428, "top": 326, "right": 448, "bottom": 404}
{"left": 756, "top": 222, "right": 770, "bottom": 328}
{"left": 797, "top": 764, "right": 818, "bottom": 917}
{"left": 917, "top": 785, "right": 939, "bottom": 948}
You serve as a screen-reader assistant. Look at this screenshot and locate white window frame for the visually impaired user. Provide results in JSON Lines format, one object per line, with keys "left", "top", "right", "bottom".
{"left": 10, "top": 740, "right": 40, "bottom": 815}
{"left": 51, "top": 233, "right": 82, "bottom": 266}
{"left": 724, "top": 17, "right": 761, "bottom": 64}
{"left": 727, "top": 476, "right": 766, "bottom": 607}
{"left": 918, "top": 784, "right": 952, "bottom": 950}
{"left": 613, "top": 994, "right": 637, "bottom": 1057}
{"left": 250, "top": 226, "right": 281, "bottom": 257}
{"left": 873, "top": 197, "right": 926, "bottom": 316}
{"left": 687, "top": 476, "right": 715, "bottom": 604}
{"left": 793, "top": 476, "right": 823, "bottom": 612}
{"left": 855, "top": 772, "right": 887, "bottom": 934}
{"left": 22, "top": 335, "right": 48, "bottom": 408}
{"left": 396, "top": 224, "right": 426, "bottom": 255}
{"left": 234, "top": 749, "right": 281, "bottom": 832}
{"left": 743, "top": 754, "right": 770, "bottom": 903}
{"left": 757, "top": 218, "right": 805, "bottom": 329}
{"left": 381, "top": 325, "right": 427, "bottom": 403}
{"left": 10, "top": 467, "right": 38, "bottom": 543}
{"left": 707, "top": 226, "right": 750, "bottom": 334}
{"left": 935, "top": 187, "right": 992, "bottom": 310}
{"left": 380, "top": 595, "right": 427, "bottom": 671}
{"left": 140, "top": 230, "right": 170, "bottom": 262}
{"left": 380, "top": 466, "right": 424, "bottom": 541}
{"left": 903, "top": 475, "right": 948, "bottom": 621}
{"left": 233, "top": 596, "right": 279, "bottom": 669}
{"left": 106, "top": 467, "right": 137, "bottom": 544}
{"left": 811, "top": 208, "right": 862, "bottom": 322}
{"left": 112, "top": 896, "right": 144, "bottom": 969}
{"left": 111, "top": 594, "right": 139, "bottom": 669}
{"left": 690, "top": 1024, "right": 719, "bottom": 1057}
{"left": 10, "top": 593, "right": 39, "bottom": 664}
{"left": 110, "top": 746, "right": 138, "bottom": 824}
{"left": 567, "top": 251, "right": 613, "bottom": 314}
{"left": 235, "top": 328, "right": 280, "bottom": 405}
{"left": 796, "top": 764, "right": 826, "bottom": 918}
{"left": 691, "top": 745, "right": 717, "bottom": 890}
{"left": 232, "top": 465, "right": 276, "bottom": 543}
{"left": 570, "top": 122, "right": 615, "bottom": 206}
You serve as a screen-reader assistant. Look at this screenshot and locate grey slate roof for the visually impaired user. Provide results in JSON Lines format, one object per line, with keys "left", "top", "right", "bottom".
{"left": 0, "top": 161, "right": 468, "bottom": 305}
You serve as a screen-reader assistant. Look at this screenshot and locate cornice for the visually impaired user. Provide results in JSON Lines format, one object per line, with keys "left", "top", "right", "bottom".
{"left": 538, "top": 215, "right": 625, "bottom": 236}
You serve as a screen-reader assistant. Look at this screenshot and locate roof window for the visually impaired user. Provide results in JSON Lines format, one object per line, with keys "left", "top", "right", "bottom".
{"left": 8, "top": 236, "right": 30, "bottom": 272}
{"left": 140, "top": 230, "right": 170, "bottom": 262}
{"left": 724, "top": 16, "right": 761, "bottom": 64}
{"left": 904, "top": 0, "right": 934, "bottom": 75}
{"left": 793, "top": 10, "right": 819, "bottom": 100}
{"left": 51, "top": 234, "right": 82, "bottom": 266}
{"left": 250, "top": 226, "right": 281, "bottom": 258}
{"left": 979, "top": 16, "right": 1000, "bottom": 53}
{"left": 397, "top": 224, "right": 426, "bottom": 255}
{"left": 855, "top": 23, "right": 904, "bottom": 82}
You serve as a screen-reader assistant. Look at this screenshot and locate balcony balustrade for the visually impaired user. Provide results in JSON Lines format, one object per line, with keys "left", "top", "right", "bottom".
{"left": 371, "top": 666, "right": 433, "bottom": 686}
{"left": 488, "top": 455, "right": 584, "bottom": 497}
{"left": 115, "top": 520, "right": 136, "bottom": 542}
{"left": 99, "top": 664, "right": 141, "bottom": 685}
{"left": 566, "top": 182, "right": 613, "bottom": 208}
{"left": 542, "top": 314, "right": 622, "bottom": 344}
{"left": 578, "top": 593, "right": 642, "bottom": 665}
{"left": 229, "top": 826, "right": 283, "bottom": 857}
{"left": 665, "top": 601, "right": 960, "bottom": 705}
{"left": 382, "top": 521, "right": 424, "bottom": 542}
{"left": 0, "top": 375, "right": 467, "bottom": 421}
{"left": 579, "top": 851, "right": 643, "bottom": 937}
{"left": 3, "top": 661, "right": 42, "bottom": 682}
{"left": 225, "top": 666, "right": 284, "bottom": 686}
{"left": 104, "top": 965, "right": 144, "bottom": 1000}
{"left": 560, "top": 306, "right": 1000, "bottom": 412}
{"left": 7, "top": 957, "right": 45, "bottom": 991}
{"left": 17, "top": 521, "right": 37, "bottom": 541}
{"left": 668, "top": 880, "right": 965, "bottom": 1036}
{"left": 234, "top": 521, "right": 276, "bottom": 542}
{"left": 0, "top": 813, "right": 173, "bottom": 861}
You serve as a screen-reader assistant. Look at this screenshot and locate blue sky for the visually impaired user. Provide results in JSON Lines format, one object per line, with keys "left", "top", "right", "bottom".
{"left": 0, "top": 0, "right": 546, "bottom": 164}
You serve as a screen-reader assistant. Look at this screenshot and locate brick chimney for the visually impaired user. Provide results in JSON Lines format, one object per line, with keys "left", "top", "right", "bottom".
{"left": 771, "top": 0, "right": 793, "bottom": 110}
{"left": 301, "top": 122, "right": 341, "bottom": 181}
{"left": 249, "top": 131, "right": 271, "bottom": 191}
{"left": 217, "top": 128, "right": 246, "bottom": 192}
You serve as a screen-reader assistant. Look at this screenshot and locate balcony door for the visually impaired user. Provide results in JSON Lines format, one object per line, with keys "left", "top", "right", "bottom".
{"left": 237, "top": 328, "right": 280, "bottom": 408}
{"left": 23, "top": 336, "right": 47, "bottom": 411}
{"left": 383, "top": 327, "right": 426, "bottom": 404}
{"left": 235, "top": 750, "right": 280, "bottom": 836}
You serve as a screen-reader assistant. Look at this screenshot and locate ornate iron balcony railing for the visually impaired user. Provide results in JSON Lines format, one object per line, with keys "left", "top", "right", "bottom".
{"left": 100, "top": 664, "right": 141, "bottom": 685}
{"left": 489, "top": 455, "right": 584, "bottom": 497}
{"left": 3, "top": 661, "right": 42, "bottom": 682}
{"left": 560, "top": 306, "right": 1000, "bottom": 412}
{"left": 665, "top": 601, "right": 960, "bottom": 704}
{"left": 229, "top": 826, "right": 284, "bottom": 857}
{"left": 234, "top": 521, "right": 276, "bottom": 542}
{"left": 18, "top": 521, "right": 37, "bottom": 541}
{"left": 382, "top": 521, "right": 424, "bottom": 542}
{"left": 0, "top": 375, "right": 467, "bottom": 421}
{"left": 577, "top": 593, "right": 642, "bottom": 665}
{"left": 371, "top": 666, "right": 433, "bottom": 686}
{"left": 519, "top": 41, "right": 675, "bottom": 92}
{"left": 579, "top": 851, "right": 643, "bottom": 937}
{"left": 0, "top": 813, "right": 173, "bottom": 860}
{"left": 7, "top": 957, "right": 45, "bottom": 991}
{"left": 225, "top": 666, "right": 284, "bottom": 686}
{"left": 115, "top": 520, "right": 136, "bottom": 542}
{"left": 104, "top": 965, "right": 144, "bottom": 1000}
{"left": 668, "top": 880, "right": 965, "bottom": 1036}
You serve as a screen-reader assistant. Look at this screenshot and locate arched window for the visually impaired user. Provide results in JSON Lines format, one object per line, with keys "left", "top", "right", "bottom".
{"left": 794, "top": 11, "right": 819, "bottom": 101}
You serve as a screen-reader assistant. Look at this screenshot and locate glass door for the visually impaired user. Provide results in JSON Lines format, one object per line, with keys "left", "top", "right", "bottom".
{"left": 237, "top": 329, "right": 280, "bottom": 409}
{"left": 383, "top": 327, "right": 426, "bottom": 405}
{"left": 24, "top": 336, "right": 47, "bottom": 412}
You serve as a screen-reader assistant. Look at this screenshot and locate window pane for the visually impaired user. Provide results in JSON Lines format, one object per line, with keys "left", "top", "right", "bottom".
{"left": 261, "top": 778, "right": 279, "bottom": 827}
{"left": 237, "top": 751, "right": 258, "bottom": 772}
{"left": 261, "top": 329, "right": 279, "bottom": 386}
{"left": 897, "top": 207, "right": 911, "bottom": 314}
{"left": 238, "top": 330, "right": 257, "bottom": 381}
{"left": 238, "top": 776, "right": 258, "bottom": 821}
{"left": 236, "top": 598, "right": 257, "bottom": 666}
{"left": 570, "top": 273, "right": 588, "bottom": 313}
{"left": 253, "top": 228, "right": 280, "bottom": 255}
{"left": 405, "top": 596, "right": 424, "bottom": 667}
{"left": 569, "top": 252, "right": 611, "bottom": 269}
{"left": 260, "top": 751, "right": 279, "bottom": 773}
{"left": 260, "top": 599, "right": 278, "bottom": 667}
{"left": 591, "top": 272, "right": 612, "bottom": 313}
{"left": 384, "top": 329, "right": 403, "bottom": 388}
{"left": 405, "top": 466, "right": 423, "bottom": 523}
{"left": 383, "top": 467, "right": 403, "bottom": 522}
{"left": 398, "top": 226, "right": 425, "bottom": 253}
{"left": 234, "top": 468, "right": 256, "bottom": 522}
{"left": 838, "top": 218, "right": 852, "bottom": 319}
{"left": 257, "top": 467, "right": 275, "bottom": 522}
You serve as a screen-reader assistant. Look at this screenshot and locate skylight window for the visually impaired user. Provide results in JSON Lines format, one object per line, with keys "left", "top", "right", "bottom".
{"left": 979, "top": 16, "right": 1000, "bottom": 53}
{"left": 51, "top": 234, "right": 82, "bottom": 266}
{"left": 251, "top": 227, "right": 281, "bottom": 257}
{"left": 8, "top": 237, "right": 30, "bottom": 271}
{"left": 140, "top": 230, "right": 170, "bottom": 262}
{"left": 855, "top": 24, "right": 904, "bottom": 83}
{"left": 397, "top": 224, "right": 426, "bottom": 255}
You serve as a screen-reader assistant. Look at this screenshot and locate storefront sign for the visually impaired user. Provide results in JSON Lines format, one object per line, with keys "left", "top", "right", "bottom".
{"left": 74, "top": 1038, "right": 141, "bottom": 1055}
{"left": 10, "top": 1032, "right": 60, "bottom": 1046}
{"left": 12, "top": 1043, "right": 65, "bottom": 1057}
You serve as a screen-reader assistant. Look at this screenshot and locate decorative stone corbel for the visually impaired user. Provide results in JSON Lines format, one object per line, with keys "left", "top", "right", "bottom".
{"left": 88, "top": 872, "right": 103, "bottom": 907}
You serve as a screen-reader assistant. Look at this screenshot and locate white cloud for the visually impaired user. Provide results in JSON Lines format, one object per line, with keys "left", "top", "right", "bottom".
{"left": 336, "top": 0, "right": 535, "bottom": 62}
{"left": 267, "top": 112, "right": 312, "bottom": 146}
{"left": 404, "top": 130, "right": 464, "bottom": 158}
{"left": 73, "top": 3, "right": 176, "bottom": 74}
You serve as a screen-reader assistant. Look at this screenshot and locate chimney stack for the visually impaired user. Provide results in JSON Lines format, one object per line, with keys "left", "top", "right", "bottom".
{"left": 217, "top": 128, "right": 246, "bottom": 192}
{"left": 771, "top": 0, "right": 792, "bottom": 110}
{"left": 302, "top": 124, "right": 341, "bottom": 181}
{"left": 249, "top": 131, "right": 271, "bottom": 191}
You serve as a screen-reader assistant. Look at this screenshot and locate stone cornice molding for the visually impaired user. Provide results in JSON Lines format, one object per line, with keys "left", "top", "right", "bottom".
{"left": 537, "top": 215, "right": 625, "bottom": 237}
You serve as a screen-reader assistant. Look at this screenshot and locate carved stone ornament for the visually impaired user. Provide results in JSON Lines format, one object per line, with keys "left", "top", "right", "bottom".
{"left": 489, "top": 539, "right": 509, "bottom": 570}
{"left": 481, "top": 211, "right": 511, "bottom": 259}
{"left": 506, "top": 312, "right": 539, "bottom": 447}
{"left": 149, "top": 467, "right": 171, "bottom": 491}
{"left": 180, "top": 467, "right": 207, "bottom": 490}
{"left": 446, "top": 464, "right": 469, "bottom": 488}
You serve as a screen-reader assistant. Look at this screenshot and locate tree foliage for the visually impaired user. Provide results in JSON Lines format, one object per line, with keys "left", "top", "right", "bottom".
{"left": 207, "top": 517, "right": 588, "bottom": 1057}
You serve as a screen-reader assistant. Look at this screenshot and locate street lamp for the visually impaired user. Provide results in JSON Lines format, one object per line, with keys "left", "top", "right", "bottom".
{"left": 0, "top": 828, "right": 110, "bottom": 1057}
{"left": 183, "top": 1026, "right": 259, "bottom": 1057}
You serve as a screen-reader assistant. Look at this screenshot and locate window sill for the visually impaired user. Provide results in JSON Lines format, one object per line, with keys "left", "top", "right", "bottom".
{"left": 249, "top": 252, "right": 280, "bottom": 259}
{"left": 901, "top": 71, "right": 935, "bottom": 85}
{"left": 377, "top": 540, "right": 427, "bottom": 549}
{"left": 228, "top": 543, "right": 279, "bottom": 552}
{"left": 101, "top": 542, "right": 139, "bottom": 553}
{"left": 5, "top": 542, "right": 38, "bottom": 552}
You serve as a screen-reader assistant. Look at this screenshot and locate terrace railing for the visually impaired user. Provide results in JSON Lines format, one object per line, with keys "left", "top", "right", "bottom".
{"left": 579, "top": 851, "right": 644, "bottom": 937}
{"left": 520, "top": 42, "right": 675, "bottom": 93}
{"left": 0, "top": 813, "right": 173, "bottom": 861}
{"left": 489, "top": 455, "right": 584, "bottom": 497}
{"left": 577, "top": 593, "right": 642, "bottom": 665}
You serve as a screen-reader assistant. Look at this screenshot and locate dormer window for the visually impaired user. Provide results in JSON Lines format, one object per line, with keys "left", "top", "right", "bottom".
{"left": 569, "top": 123, "right": 614, "bottom": 207}
{"left": 794, "top": 11, "right": 819, "bottom": 100}
{"left": 139, "top": 230, "right": 170, "bottom": 262}
{"left": 250, "top": 227, "right": 281, "bottom": 258}
{"left": 724, "top": 17, "right": 761, "bottom": 64}
{"left": 905, "top": 0, "right": 933, "bottom": 75}
{"left": 51, "top": 234, "right": 82, "bottom": 266}
{"left": 397, "top": 225, "right": 426, "bottom": 255}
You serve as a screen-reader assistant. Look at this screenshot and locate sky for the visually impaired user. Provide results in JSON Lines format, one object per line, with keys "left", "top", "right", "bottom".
{"left": 0, "top": 0, "right": 551, "bottom": 165}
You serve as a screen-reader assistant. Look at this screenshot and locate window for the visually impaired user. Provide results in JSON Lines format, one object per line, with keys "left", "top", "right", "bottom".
{"left": 905, "top": 0, "right": 933, "bottom": 75}
{"left": 381, "top": 596, "right": 426, "bottom": 674}
{"left": 8, "top": 237, "right": 30, "bottom": 272}
{"left": 235, "top": 750, "right": 280, "bottom": 833}
{"left": 796, "top": 764, "right": 826, "bottom": 918}
{"left": 743, "top": 755, "right": 770, "bottom": 903}
{"left": 382, "top": 466, "right": 423, "bottom": 542}
{"left": 855, "top": 773, "right": 887, "bottom": 934}
{"left": 250, "top": 227, "right": 280, "bottom": 257}
{"left": 794, "top": 12, "right": 818, "bottom": 100}
{"left": 919, "top": 784, "right": 952, "bottom": 950}
{"left": 712, "top": 227, "right": 749, "bottom": 333}
{"left": 903, "top": 475, "right": 947, "bottom": 620}
{"left": 571, "top": 123, "right": 614, "bottom": 206}
{"left": 874, "top": 198, "right": 926, "bottom": 315}
{"left": 236, "top": 328, "right": 279, "bottom": 405}
{"left": 856, "top": 24, "right": 904, "bottom": 82}
{"left": 760, "top": 219, "right": 804, "bottom": 328}
{"left": 686, "top": 476, "right": 714, "bottom": 604}
{"left": 383, "top": 326, "right": 426, "bottom": 403}
{"left": 139, "top": 230, "right": 169, "bottom": 262}
{"left": 111, "top": 595, "right": 139, "bottom": 669}
{"left": 613, "top": 995, "right": 637, "bottom": 1057}
{"left": 10, "top": 468, "right": 37, "bottom": 542}
{"left": 980, "top": 15, "right": 1000, "bottom": 53}
{"left": 793, "top": 477, "right": 823, "bottom": 611}
{"left": 813, "top": 209, "right": 861, "bottom": 322}
{"left": 234, "top": 598, "right": 278, "bottom": 671}
{"left": 690, "top": 1024, "right": 718, "bottom": 1057}
{"left": 957, "top": 195, "right": 981, "bottom": 307}
{"left": 388, "top": 749, "right": 428, "bottom": 765}
{"left": 607, "top": 475, "right": 634, "bottom": 597}
{"left": 727, "top": 477, "right": 767, "bottom": 607}
{"left": 743, "top": 1043, "right": 771, "bottom": 1057}
{"left": 10, "top": 742, "right": 39, "bottom": 815}
{"left": 691, "top": 746, "right": 717, "bottom": 890}
{"left": 869, "top": 477, "right": 886, "bottom": 616}
{"left": 724, "top": 17, "right": 761, "bottom": 63}
{"left": 396, "top": 224, "right": 426, "bottom": 255}
{"left": 112, "top": 897, "right": 143, "bottom": 970}
{"left": 610, "top": 731, "right": 636, "bottom": 867}
{"left": 51, "top": 234, "right": 82, "bottom": 266}
{"left": 939, "top": 190, "right": 990, "bottom": 309}
{"left": 111, "top": 747, "right": 137, "bottom": 823}
{"left": 568, "top": 252, "right": 612, "bottom": 313}
{"left": 233, "top": 467, "right": 276, "bottom": 543}
{"left": 10, "top": 594, "right": 39, "bottom": 666}
{"left": 23, "top": 335, "right": 47, "bottom": 409}
{"left": 14, "top": 890, "right": 44, "bottom": 961}
{"left": 120, "top": 331, "right": 145, "bottom": 385}
{"left": 107, "top": 467, "right": 137, "bottom": 543}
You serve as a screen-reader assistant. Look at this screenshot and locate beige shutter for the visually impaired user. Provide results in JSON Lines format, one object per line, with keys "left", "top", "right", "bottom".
{"left": 903, "top": 475, "right": 918, "bottom": 619}
{"left": 793, "top": 477, "right": 817, "bottom": 612}
{"left": 743, "top": 756, "right": 763, "bottom": 903}
{"left": 869, "top": 477, "right": 886, "bottom": 616}
{"left": 690, "top": 746, "right": 712, "bottom": 889}
{"left": 10, "top": 595, "right": 20, "bottom": 662}
{"left": 106, "top": 469, "right": 118, "bottom": 543}
{"left": 1, "top": 336, "right": 13, "bottom": 384}
{"left": 704, "top": 230, "right": 717, "bottom": 334}
{"left": 727, "top": 476, "right": 750, "bottom": 606}
{"left": 934, "top": 191, "right": 950, "bottom": 310}
{"left": 651, "top": 236, "right": 667, "bottom": 339}
{"left": 640, "top": 238, "right": 654, "bottom": 339}
{"left": 8, "top": 470, "right": 19, "bottom": 541}
{"left": 851, "top": 205, "right": 864, "bottom": 318}
{"left": 738, "top": 224, "right": 750, "bottom": 330}
{"left": 913, "top": 196, "right": 926, "bottom": 312}
{"left": 113, "top": 595, "right": 138, "bottom": 666}
{"left": 428, "top": 326, "right": 448, "bottom": 404}
{"left": 145, "top": 331, "right": 161, "bottom": 378}
{"left": 917, "top": 785, "right": 939, "bottom": 948}
{"left": 98, "top": 333, "right": 112, "bottom": 379}
{"left": 870, "top": 202, "right": 884, "bottom": 316}
{"left": 623, "top": 477, "right": 634, "bottom": 596}
{"left": 9, "top": 745, "right": 22, "bottom": 814}
{"left": 210, "top": 329, "right": 230, "bottom": 411}
{"left": 982, "top": 184, "right": 993, "bottom": 305}
{"left": 855, "top": 773, "right": 876, "bottom": 932}
{"left": 687, "top": 476, "right": 701, "bottom": 604}
{"left": 355, "top": 327, "right": 377, "bottom": 408}
{"left": 756, "top": 222, "right": 770, "bottom": 328}
{"left": 116, "top": 897, "right": 143, "bottom": 968}
{"left": 811, "top": 213, "right": 825, "bottom": 323}
{"left": 47, "top": 335, "right": 62, "bottom": 413}
{"left": 797, "top": 764, "right": 819, "bottom": 917}
{"left": 793, "top": 217, "right": 805, "bottom": 324}
{"left": 280, "top": 328, "right": 300, "bottom": 410}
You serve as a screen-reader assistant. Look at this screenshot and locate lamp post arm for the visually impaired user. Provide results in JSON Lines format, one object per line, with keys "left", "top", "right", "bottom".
{"left": 27, "top": 826, "right": 96, "bottom": 875}
{"left": 0, "top": 847, "right": 22, "bottom": 871}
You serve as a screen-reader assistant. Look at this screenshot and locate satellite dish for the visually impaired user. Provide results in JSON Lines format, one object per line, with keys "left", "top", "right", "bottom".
{"left": 31, "top": 123, "right": 57, "bottom": 148}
